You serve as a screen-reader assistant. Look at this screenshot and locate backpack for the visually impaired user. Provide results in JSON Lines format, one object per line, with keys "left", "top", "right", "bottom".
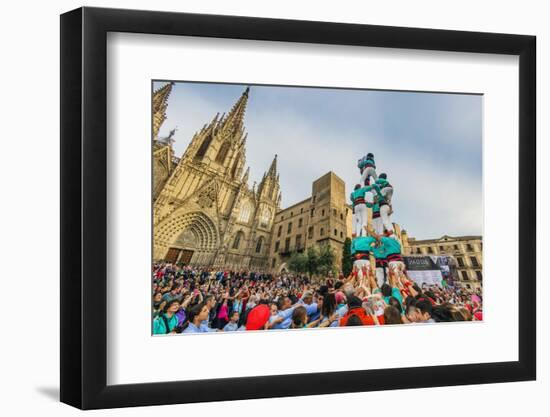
{"left": 161, "top": 314, "right": 172, "bottom": 334}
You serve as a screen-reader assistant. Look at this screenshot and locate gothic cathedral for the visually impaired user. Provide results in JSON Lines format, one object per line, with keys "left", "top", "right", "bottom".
{"left": 152, "top": 83, "right": 281, "bottom": 271}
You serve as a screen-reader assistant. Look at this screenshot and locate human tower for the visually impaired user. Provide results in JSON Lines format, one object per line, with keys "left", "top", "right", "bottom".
{"left": 350, "top": 153, "right": 406, "bottom": 287}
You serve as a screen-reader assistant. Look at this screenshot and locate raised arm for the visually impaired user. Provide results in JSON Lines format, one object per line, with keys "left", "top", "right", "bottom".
{"left": 181, "top": 294, "right": 194, "bottom": 309}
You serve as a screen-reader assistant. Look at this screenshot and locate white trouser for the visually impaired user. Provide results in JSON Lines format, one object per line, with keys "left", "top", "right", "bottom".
{"left": 372, "top": 216, "right": 383, "bottom": 235}
{"left": 360, "top": 166, "right": 378, "bottom": 185}
{"left": 354, "top": 203, "right": 369, "bottom": 237}
{"left": 352, "top": 211, "right": 359, "bottom": 236}
{"left": 381, "top": 187, "right": 393, "bottom": 204}
{"left": 389, "top": 260, "right": 406, "bottom": 283}
{"left": 364, "top": 191, "right": 374, "bottom": 205}
{"left": 379, "top": 204, "right": 394, "bottom": 236}
{"left": 353, "top": 259, "right": 372, "bottom": 277}
{"left": 375, "top": 267, "right": 385, "bottom": 287}
{"left": 388, "top": 261, "right": 405, "bottom": 282}
{"left": 353, "top": 259, "right": 371, "bottom": 283}
{"left": 388, "top": 260, "right": 405, "bottom": 273}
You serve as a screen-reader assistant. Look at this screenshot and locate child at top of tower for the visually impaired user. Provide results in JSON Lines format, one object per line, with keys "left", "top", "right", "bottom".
{"left": 357, "top": 153, "right": 376, "bottom": 170}
{"left": 358, "top": 153, "right": 378, "bottom": 186}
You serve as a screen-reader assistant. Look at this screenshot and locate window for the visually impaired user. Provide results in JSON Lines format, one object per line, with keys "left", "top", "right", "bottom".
{"left": 466, "top": 243, "right": 474, "bottom": 251}
{"left": 439, "top": 245, "right": 445, "bottom": 252}
{"left": 454, "top": 244, "right": 459, "bottom": 250}
{"left": 296, "top": 234, "right": 302, "bottom": 249}
{"left": 300, "top": 208, "right": 303, "bottom": 214}
{"left": 271, "top": 258, "right": 276, "bottom": 268}
{"left": 340, "top": 213, "right": 343, "bottom": 220}
{"left": 284, "top": 238, "right": 290, "bottom": 252}
{"left": 255, "top": 236, "right": 264, "bottom": 253}
{"left": 308, "top": 227, "right": 314, "bottom": 239}
{"left": 457, "top": 257, "right": 465, "bottom": 267}
{"left": 298, "top": 217, "right": 303, "bottom": 227}
{"left": 238, "top": 201, "right": 252, "bottom": 223}
{"left": 340, "top": 231, "right": 343, "bottom": 238}
{"left": 334, "top": 229, "right": 337, "bottom": 236}
{"left": 277, "top": 225, "right": 282, "bottom": 237}
{"left": 310, "top": 208, "right": 315, "bottom": 217}
{"left": 274, "top": 241, "right": 280, "bottom": 252}
{"left": 333, "top": 209, "right": 337, "bottom": 216}
{"left": 290, "top": 211, "right": 293, "bottom": 217}
{"left": 215, "top": 141, "right": 231, "bottom": 164}
{"left": 260, "top": 207, "right": 272, "bottom": 228}
{"left": 470, "top": 256, "right": 480, "bottom": 267}
{"left": 461, "top": 270, "right": 469, "bottom": 281}
{"left": 232, "top": 231, "right": 244, "bottom": 249}
{"left": 287, "top": 222, "right": 292, "bottom": 233}
{"left": 320, "top": 227, "right": 325, "bottom": 236}
{"left": 475, "top": 271, "right": 483, "bottom": 281}
{"left": 427, "top": 247, "right": 434, "bottom": 254}
{"left": 194, "top": 133, "right": 212, "bottom": 159}
{"left": 322, "top": 209, "right": 325, "bottom": 217}
{"left": 312, "top": 195, "right": 316, "bottom": 203}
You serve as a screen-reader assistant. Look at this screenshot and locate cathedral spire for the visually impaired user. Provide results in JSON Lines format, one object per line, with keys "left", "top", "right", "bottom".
{"left": 267, "top": 154, "right": 278, "bottom": 178}
{"left": 152, "top": 82, "right": 174, "bottom": 139}
{"left": 220, "top": 87, "right": 250, "bottom": 136}
{"left": 242, "top": 166, "right": 250, "bottom": 184}
{"left": 257, "top": 154, "right": 280, "bottom": 201}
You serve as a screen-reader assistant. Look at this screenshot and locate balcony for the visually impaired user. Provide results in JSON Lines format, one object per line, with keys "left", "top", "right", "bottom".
{"left": 279, "top": 244, "right": 305, "bottom": 256}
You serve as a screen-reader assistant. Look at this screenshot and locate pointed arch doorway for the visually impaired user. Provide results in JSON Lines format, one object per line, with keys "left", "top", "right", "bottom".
{"left": 156, "top": 212, "right": 219, "bottom": 266}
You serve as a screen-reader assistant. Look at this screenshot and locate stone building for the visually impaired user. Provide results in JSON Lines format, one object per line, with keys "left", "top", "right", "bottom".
{"left": 152, "top": 82, "right": 177, "bottom": 200}
{"left": 153, "top": 84, "right": 281, "bottom": 270}
{"left": 269, "top": 172, "right": 353, "bottom": 273}
{"left": 401, "top": 231, "right": 483, "bottom": 289}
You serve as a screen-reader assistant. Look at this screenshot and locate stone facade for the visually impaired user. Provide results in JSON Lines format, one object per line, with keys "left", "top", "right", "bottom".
{"left": 153, "top": 85, "right": 280, "bottom": 271}
{"left": 401, "top": 231, "right": 483, "bottom": 289}
{"left": 269, "top": 172, "right": 353, "bottom": 273}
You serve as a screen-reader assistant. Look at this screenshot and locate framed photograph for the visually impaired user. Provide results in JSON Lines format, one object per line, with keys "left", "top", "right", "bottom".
{"left": 60, "top": 6, "right": 536, "bottom": 410}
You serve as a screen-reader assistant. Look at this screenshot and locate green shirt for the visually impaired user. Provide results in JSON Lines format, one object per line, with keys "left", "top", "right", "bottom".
{"left": 350, "top": 184, "right": 380, "bottom": 207}
{"left": 376, "top": 178, "right": 391, "bottom": 189}
{"left": 359, "top": 157, "right": 376, "bottom": 169}
{"left": 373, "top": 237, "right": 402, "bottom": 258}
{"left": 350, "top": 236, "right": 377, "bottom": 255}
{"left": 384, "top": 287, "right": 403, "bottom": 308}
{"left": 153, "top": 313, "right": 178, "bottom": 334}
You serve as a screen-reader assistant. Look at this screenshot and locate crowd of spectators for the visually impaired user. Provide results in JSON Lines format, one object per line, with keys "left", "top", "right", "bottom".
{"left": 152, "top": 262, "right": 483, "bottom": 335}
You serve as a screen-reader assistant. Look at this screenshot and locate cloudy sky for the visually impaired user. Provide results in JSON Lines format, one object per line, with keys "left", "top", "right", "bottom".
{"left": 154, "top": 81, "right": 482, "bottom": 240}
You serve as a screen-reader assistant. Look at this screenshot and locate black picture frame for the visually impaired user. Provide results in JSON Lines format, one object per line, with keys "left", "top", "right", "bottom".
{"left": 60, "top": 6, "right": 536, "bottom": 410}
